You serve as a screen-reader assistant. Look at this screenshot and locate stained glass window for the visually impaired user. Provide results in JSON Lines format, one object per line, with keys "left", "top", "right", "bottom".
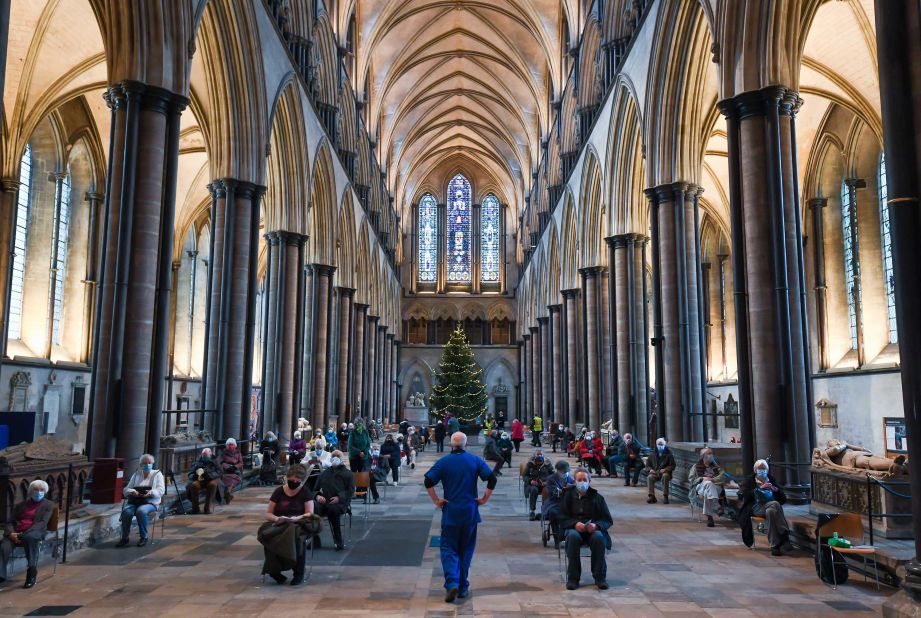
{"left": 841, "top": 180, "right": 861, "bottom": 350}
{"left": 879, "top": 154, "right": 897, "bottom": 344}
{"left": 418, "top": 193, "right": 437, "bottom": 282}
{"left": 481, "top": 194, "right": 501, "bottom": 283}
{"left": 9, "top": 145, "right": 32, "bottom": 340}
{"left": 49, "top": 170, "right": 72, "bottom": 346}
{"left": 447, "top": 173, "right": 471, "bottom": 283}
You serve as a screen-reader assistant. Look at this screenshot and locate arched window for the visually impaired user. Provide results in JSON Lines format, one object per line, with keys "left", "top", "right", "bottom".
{"left": 841, "top": 179, "right": 861, "bottom": 350}
{"left": 878, "top": 154, "right": 897, "bottom": 344}
{"left": 49, "top": 170, "right": 72, "bottom": 346}
{"left": 481, "top": 194, "right": 501, "bottom": 284}
{"left": 9, "top": 145, "right": 33, "bottom": 340}
{"left": 446, "top": 173, "right": 472, "bottom": 283}
{"left": 417, "top": 193, "right": 437, "bottom": 282}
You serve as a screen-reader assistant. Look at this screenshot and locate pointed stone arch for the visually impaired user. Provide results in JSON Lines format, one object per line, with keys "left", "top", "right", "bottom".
{"left": 560, "top": 192, "right": 579, "bottom": 290}
{"left": 307, "top": 140, "right": 337, "bottom": 265}
{"left": 579, "top": 150, "right": 606, "bottom": 268}
{"left": 607, "top": 79, "right": 647, "bottom": 235}
{"left": 265, "top": 78, "right": 309, "bottom": 233}
{"left": 337, "top": 190, "right": 357, "bottom": 289}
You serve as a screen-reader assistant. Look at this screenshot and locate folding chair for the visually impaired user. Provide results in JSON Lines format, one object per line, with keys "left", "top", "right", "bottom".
{"left": 817, "top": 513, "right": 880, "bottom": 590}
{"left": 557, "top": 530, "right": 611, "bottom": 584}
{"left": 353, "top": 471, "right": 372, "bottom": 521}
{"left": 748, "top": 516, "right": 766, "bottom": 550}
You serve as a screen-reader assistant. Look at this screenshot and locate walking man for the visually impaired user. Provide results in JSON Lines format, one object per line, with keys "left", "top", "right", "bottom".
{"left": 424, "top": 431, "right": 498, "bottom": 602}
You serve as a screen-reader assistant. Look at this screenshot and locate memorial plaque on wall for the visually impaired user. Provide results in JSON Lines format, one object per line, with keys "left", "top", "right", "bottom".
{"left": 884, "top": 417, "right": 907, "bottom": 457}
{"left": 723, "top": 394, "right": 739, "bottom": 429}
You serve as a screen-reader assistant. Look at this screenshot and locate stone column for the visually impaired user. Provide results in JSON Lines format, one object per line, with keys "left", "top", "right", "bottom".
{"left": 538, "top": 316, "right": 550, "bottom": 421}
{"left": 0, "top": 179, "right": 19, "bottom": 361}
{"left": 645, "top": 183, "right": 706, "bottom": 442}
{"left": 380, "top": 328, "right": 391, "bottom": 422}
{"left": 278, "top": 233, "right": 306, "bottom": 441}
{"left": 81, "top": 191, "right": 104, "bottom": 362}
{"left": 310, "top": 264, "right": 335, "bottom": 428}
{"left": 350, "top": 303, "right": 368, "bottom": 419}
{"left": 876, "top": 3, "right": 921, "bottom": 602}
{"left": 260, "top": 234, "right": 281, "bottom": 435}
{"left": 375, "top": 325, "right": 387, "bottom": 421}
{"left": 562, "top": 289, "right": 580, "bottom": 429}
{"left": 437, "top": 202, "right": 447, "bottom": 293}
{"left": 718, "top": 87, "right": 812, "bottom": 483}
{"left": 88, "top": 82, "right": 187, "bottom": 466}
{"left": 608, "top": 234, "right": 650, "bottom": 439}
{"left": 809, "top": 198, "right": 830, "bottom": 370}
{"left": 529, "top": 325, "right": 540, "bottom": 425}
{"left": 365, "top": 315, "right": 379, "bottom": 419}
{"left": 550, "top": 305, "right": 563, "bottom": 425}
{"left": 580, "top": 268, "right": 602, "bottom": 431}
{"left": 386, "top": 334, "right": 396, "bottom": 422}
{"left": 600, "top": 268, "right": 614, "bottom": 426}
{"left": 335, "top": 287, "right": 355, "bottom": 419}
{"left": 522, "top": 333, "right": 532, "bottom": 423}
{"left": 471, "top": 202, "right": 482, "bottom": 293}
{"left": 202, "top": 179, "right": 265, "bottom": 442}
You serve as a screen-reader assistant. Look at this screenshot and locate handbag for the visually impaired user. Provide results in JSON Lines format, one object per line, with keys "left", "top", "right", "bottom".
{"left": 128, "top": 486, "right": 152, "bottom": 506}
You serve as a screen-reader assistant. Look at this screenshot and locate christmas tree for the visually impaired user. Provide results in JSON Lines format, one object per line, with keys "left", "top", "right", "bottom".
{"left": 430, "top": 326, "right": 489, "bottom": 423}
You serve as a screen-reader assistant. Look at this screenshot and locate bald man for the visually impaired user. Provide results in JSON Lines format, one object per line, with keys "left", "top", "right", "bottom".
{"left": 424, "top": 431, "right": 498, "bottom": 603}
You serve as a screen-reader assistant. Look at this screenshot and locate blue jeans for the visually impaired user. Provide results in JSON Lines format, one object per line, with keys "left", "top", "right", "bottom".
{"left": 121, "top": 503, "right": 157, "bottom": 539}
{"left": 607, "top": 455, "right": 624, "bottom": 475}
{"left": 440, "top": 523, "right": 478, "bottom": 593}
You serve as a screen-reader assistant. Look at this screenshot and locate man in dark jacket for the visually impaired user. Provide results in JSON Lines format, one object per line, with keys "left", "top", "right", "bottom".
{"left": 0, "top": 480, "right": 55, "bottom": 588}
{"left": 618, "top": 433, "right": 643, "bottom": 486}
{"left": 380, "top": 434, "right": 402, "bottom": 485}
{"left": 551, "top": 423, "right": 565, "bottom": 452}
{"left": 739, "top": 459, "right": 791, "bottom": 555}
{"left": 523, "top": 450, "right": 554, "bottom": 520}
{"left": 646, "top": 437, "right": 676, "bottom": 504}
{"left": 558, "top": 468, "right": 613, "bottom": 590}
{"left": 188, "top": 447, "right": 224, "bottom": 514}
{"left": 315, "top": 451, "right": 355, "bottom": 550}
{"left": 434, "top": 421, "right": 447, "bottom": 452}
{"left": 602, "top": 430, "right": 624, "bottom": 477}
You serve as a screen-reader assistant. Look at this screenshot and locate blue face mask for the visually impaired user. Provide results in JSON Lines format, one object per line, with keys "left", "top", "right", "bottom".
{"left": 142, "top": 463, "right": 153, "bottom": 473}
{"left": 576, "top": 481, "right": 590, "bottom": 493}
{"left": 32, "top": 491, "right": 45, "bottom": 502}
{"left": 756, "top": 469, "right": 768, "bottom": 478}
{"left": 657, "top": 445, "right": 665, "bottom": 453}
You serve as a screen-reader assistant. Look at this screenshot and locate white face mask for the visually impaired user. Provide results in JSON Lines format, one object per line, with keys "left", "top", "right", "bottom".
{"left": 331, "top": 457, "right": 342, "bottom": 467}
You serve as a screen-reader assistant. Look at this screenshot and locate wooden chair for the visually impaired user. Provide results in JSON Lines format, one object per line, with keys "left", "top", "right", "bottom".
{"left": 353, "top": 471, "right": 372, "bottom": 521}
{"left": 817, "top": 513, "right": 880, "bottom": 590}
{"left": 747, "top": 516, "right": 766, "bottom": 550}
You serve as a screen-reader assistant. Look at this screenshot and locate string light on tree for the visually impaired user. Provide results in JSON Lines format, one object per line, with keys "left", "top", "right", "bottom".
{"left": 429, "top": 326, "right": 488, "bottom": 423}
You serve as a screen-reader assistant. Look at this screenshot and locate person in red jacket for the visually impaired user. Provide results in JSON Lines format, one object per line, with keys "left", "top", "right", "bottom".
{"left": 576, "top": 432, "right": 603, "bottom": 475}
{"left": 510, "top": 419, "right": 525, "bottom": 452}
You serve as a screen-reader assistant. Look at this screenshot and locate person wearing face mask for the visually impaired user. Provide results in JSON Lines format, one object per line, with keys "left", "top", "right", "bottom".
{"left": 368, "top": 444, "right": 386, "bottom": 504}
{"left": 602, "top": 430, "right": 624, "bottom": 478}
{"left": 645, "top": 438, "right": 676, "bottom": 504}
{"left": 338, "top": 423, "right": 350, "bottom": 448}
{"left": 497, "top": 431, "right": 514, "bottom": 468}
{"left": 305, "top": 443, "right": 331, "bottom": 491}
{"left": 315, "top": 450, "right": 355, "bottom": 550}
{"left": 347, "top": 419, "right": 372, "bottom": 472}
{"left": 117, "top": 454, "right": 165, "bottom": 547}
{"left": 0, "top": 480, "right": 54, "bottom": 588}
{"left": 551, "top": 423, "right": 565, "bottom": 453}
{"left": 220, "top": 439, "right": 244, "bottom": 501}
{"left": 542, "top": 460, "right": 574, "bottom": 548}
{"left": 325, "top": 426, "right": 338, "bottom": 450}
{"left": 310, "top": 430, "right": 327, "bottom": 452}
{"left": 740, "top": 460, "right": 790, "bottom": 555}
{"left": 576, "top": 432, "right": 602, "bottom": 475}
{"left": 424, "top": 431, "right": 497, "bottom": 603}
{"left": 688, "top": 447, "right": 726, "bottom": 527}
{"left": 380, "top": 433, "right": 402, "bottom": 485}
{"left": 618, "top": 433, "right": 643, "bottom": 487}
{"left": 510, "top": 418, "right": 525, "bottom": 452}
{"left": 561, "top": 426, "right": 575, "bottom": 457}
{"left": 259, "top": 432, "right": 281, "bottom": 485}
{"left": 558, "top": 468, "right": 612, "bottom": 590}
{"left": 523, "top": 450, "right": 554, "bottom": 520}
{"left": 259, "top": 465, "right": 317, "bottom": 586}
{"left": 288, "top": 431, "right": 308, "bottom": 465}
{"left": 187, "top": 448, "right": 224, "bottom": 514}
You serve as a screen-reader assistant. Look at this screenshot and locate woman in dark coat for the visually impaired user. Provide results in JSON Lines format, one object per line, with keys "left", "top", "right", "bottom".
{"left": 258, "top": 465, "right": 317, "bottom": 586}
{"left": 483, "top": 429, "right": 504, "bottom": 475}
{"left": 497, "top": 431, "right": 514, "bottom": 468}
{"left": 220, "top": 438, "right": 244, "bottom": 501}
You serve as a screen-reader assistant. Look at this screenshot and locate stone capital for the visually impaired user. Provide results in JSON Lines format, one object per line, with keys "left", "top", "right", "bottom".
{"left": 537, "top": 316, "right": 549, "bottom": 325}
{"left": 311, "top": 263, "right": 337, "bottom": 277}
{"left": 368, "top": 314, "right": 380, "bottom": 324}
{"left": 579, "top": 266, "right": 604, "bottom": 278}
{"left": 548, "top": 304, "right": 562, "bottom": 313}
{"left": 561, "top": 288, "right": 580, "bottom": 299}
{"left": 529, "top": 325, "right": 539, "bottom": 334}
{"left": 808, "top": 197, "right": 828, "bottom": 210}
{"left": 717, "top": 85, "right": 799, "bottom": 121}
{"left": 336, "top": 286, "right": 356, "bottom": 297}
{"left": 354, "top": 302, "right": 370, "bottom": 312}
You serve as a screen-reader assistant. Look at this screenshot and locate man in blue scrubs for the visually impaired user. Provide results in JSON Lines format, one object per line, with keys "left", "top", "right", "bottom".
{"left": 424, "top": 431, "right": 498, "bottom": 603}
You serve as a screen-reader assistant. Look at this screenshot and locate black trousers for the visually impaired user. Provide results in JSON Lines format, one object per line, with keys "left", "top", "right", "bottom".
{"left": 565, "top": 529, "right": 607, "bottom": 583}
{"left": 320, "top": 503, "right": 348, "bottom": 544}
{"left": 624, "top": 458, "right": 644, "bottom": 484}
{"left": 0, "top": 532, "right": 42, "bottom": 571}
{"left": 436, "top": 438, "right": 445, "bottom": 452}
{"left": 526, "top": 484, "right": 541, "bottom": 511}
{"left": 389, "top": 460, "right": 400, "bottom": 483}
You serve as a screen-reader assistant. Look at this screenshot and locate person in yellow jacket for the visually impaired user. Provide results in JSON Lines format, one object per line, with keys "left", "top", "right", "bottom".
{"left": 531, "top": 416, "right": 543, "bottom": 446}
{"left": 483, "top": 416, "right": 494, "bottom": 436}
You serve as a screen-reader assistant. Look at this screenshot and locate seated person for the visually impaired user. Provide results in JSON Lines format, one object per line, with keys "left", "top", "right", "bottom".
{"left": 558, "top": 468, "right": 613, "bottom": 590}
{"left": 603, "top": 430, "right": 624, "bottom": 477}
{"left": 380, "top": 434, "right": 402, "bottom": 485}
{"left": 497, "top": 432, "right": 514, "bottom": 468}
{"left": 309, "top": 430, "right": 326, "bottom": 452}
{"left": 117, "top": 454, "right": 165, "bottom": 547}
{"left": 0, "top": 480, "right": 54, "bottom": 589}
{"left": 542, "top": 460, "right": 574, "bottom": 548}
{"left": 739, "top": 459, "right": 791, "bottom": 556}
{"left": 404, "top": 427, "right": 419, "bottom": 468}
{"left": 314, "top": 451, "right": 355, "bottom": 550}
{"left": 645, "top": 438, "right": 675, "bottom": 504}
{"left": 368, "top": 444, "right": 386, "bottom": 504}
{"left": 523, "top": 450, "right": 554, "bottom": 520}
{"left": 259, "top": 432, "right": 280, "bottom": 485}
{"left": 551, "top": 423, "right": 565, "bottom": 453}
{"left": 324, "top": 426, "right": 338, "bottom": 450}
{"left": 619, "top": 433, "right": 643, "bottom": 487}
{"left": 576, "top": 433, "right": 602, "bottom": 475}
{"left": 220, "top": 438, "right": 244, "bottom": 501}
{"left": 187, "top": 447, "right": 223, "bottom": 514}
{"left": 483, "top": 430, "right": 504, "bottom": 475}
{"left": 258, "top": 465, "right": 316, "bottom": 586}
{"left": 561, "top": 427, "right": 575, "bottom": 456}
{"left": 288, "top": 431, "right": 308, "bottom": 465}
{"left": 305, "top": 444, "right": 331, "bottom": 490}
{"left": 688, "top": 447, "right": 726, "bottom": 527}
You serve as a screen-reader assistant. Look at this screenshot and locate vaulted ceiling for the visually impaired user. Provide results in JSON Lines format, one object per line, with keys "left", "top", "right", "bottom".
{"left": 356, "top": 1, "right": 569, "bottom": 220}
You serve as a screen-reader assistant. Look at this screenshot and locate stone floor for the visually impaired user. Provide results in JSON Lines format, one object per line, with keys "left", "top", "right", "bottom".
{"left": 0, "top": 442, "right": 894, "bottom": 616}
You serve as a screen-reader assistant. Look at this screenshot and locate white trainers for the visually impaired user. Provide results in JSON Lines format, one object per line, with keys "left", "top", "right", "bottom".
{"left": 393, "top": 481, "right": 398, "bottom": 487}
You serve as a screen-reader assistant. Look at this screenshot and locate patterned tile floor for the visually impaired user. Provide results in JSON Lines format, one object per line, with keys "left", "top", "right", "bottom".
{"left": 0, "top": 442, "right": 893, "bottom": 616}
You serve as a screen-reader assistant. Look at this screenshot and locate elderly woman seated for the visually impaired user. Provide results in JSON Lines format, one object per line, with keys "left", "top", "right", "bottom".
{"left": 288, "top": 431, "right": 308, "bottom": 465}
{"left": 688, "top": 447, "right": 726, "bottom": 527}
{"left": 117, "top": 454, "right": 165, "bottom": 547}
{"left": 188, "top": 448, "right": 223, "bottom": 514}
{"left": 0, "top": 480, "right": 54, "bottom": 589}
{"left": 258, "top": 464, "right": 318, "bottom": 586}
{"left": 220, "top": 439, "right": 244, "bottom": 502}
{"left": 739, "top": 459, "right": 791, "bottom": 556}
